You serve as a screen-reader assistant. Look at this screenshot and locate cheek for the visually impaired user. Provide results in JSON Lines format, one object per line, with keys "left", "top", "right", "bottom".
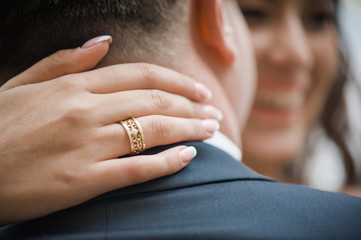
{"left": 312, "top": 34, "right": 338, "bottom": 84}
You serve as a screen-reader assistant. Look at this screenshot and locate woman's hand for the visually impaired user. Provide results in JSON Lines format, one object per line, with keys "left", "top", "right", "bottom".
{"left": 0, "top": 36, "right": 222, "bottom": 224}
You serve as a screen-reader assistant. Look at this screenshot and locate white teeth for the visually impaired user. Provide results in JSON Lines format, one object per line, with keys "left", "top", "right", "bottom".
{"left": 255, "top": 93, "right": 303, "bottom": 110}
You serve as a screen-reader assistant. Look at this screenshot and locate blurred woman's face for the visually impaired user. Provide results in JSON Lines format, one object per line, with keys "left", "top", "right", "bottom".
{"left": 238, "top": 0, "right": 339, "bottom": 176}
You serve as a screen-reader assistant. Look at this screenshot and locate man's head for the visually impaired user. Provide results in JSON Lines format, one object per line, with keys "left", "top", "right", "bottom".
{"left": 0, "top": 0, "right": 256, "bottom": 146}
{"left": 0, "top": 0, "right": 188, "bottom": 78}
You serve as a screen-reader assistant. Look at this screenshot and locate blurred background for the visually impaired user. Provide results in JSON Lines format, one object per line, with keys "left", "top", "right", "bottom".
{"left": 307, "top": 0, "right": 361, "bottom": 192}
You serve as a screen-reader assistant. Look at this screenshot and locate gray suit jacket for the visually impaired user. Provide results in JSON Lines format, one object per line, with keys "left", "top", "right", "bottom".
{"left": 1, "top": 141, "right": 361, "bottom": 239}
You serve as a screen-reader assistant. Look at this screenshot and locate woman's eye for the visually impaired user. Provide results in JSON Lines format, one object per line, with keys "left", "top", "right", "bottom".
{"left": 241, "top": 8, "right": 268, "bottom": 24}
{"left": 303, "top": 12, "right": 335, "bottom": 30}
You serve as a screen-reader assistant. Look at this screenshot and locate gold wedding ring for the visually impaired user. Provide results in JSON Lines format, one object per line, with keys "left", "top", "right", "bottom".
{"left": 120, "top": 118, "right": 146, "bottom": 154}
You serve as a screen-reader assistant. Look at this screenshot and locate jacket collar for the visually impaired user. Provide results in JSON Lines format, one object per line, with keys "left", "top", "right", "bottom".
{"left": 94, "top": 141, "right": 273, "bottom": 201}
{"left": 204, "top": 131, "right": 242, "bottom": 162}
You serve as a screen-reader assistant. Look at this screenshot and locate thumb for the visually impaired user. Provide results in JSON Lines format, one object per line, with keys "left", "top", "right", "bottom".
{"left": 1, "top": 35, "right": 112, "bottom": 91}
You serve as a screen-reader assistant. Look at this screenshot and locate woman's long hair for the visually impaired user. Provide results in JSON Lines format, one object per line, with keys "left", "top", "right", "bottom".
{"left": 320, "top": 0, "right": 359, "bottom": 185}
{"left": 295, "top": 0, "right": 360, "bottom": 186}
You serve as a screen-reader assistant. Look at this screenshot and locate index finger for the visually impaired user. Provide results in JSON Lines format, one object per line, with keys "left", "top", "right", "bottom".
{"left": 1, "top": 39, "right": 110, "bottom": 91}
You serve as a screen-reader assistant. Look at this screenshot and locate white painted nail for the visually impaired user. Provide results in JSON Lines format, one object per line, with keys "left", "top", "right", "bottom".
{"left": 179, "top": 146, "right": 197, "bottom": 163}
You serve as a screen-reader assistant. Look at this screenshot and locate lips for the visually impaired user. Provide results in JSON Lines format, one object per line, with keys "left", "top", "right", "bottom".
{"left": 251, "top": 91, "right": 305, "bottom": 126}
{"left": 251, "top": 75, "right": 310, "bottom": 125}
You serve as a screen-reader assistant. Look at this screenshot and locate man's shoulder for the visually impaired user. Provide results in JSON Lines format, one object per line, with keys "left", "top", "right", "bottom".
{"left": 101, "top": 142, "right": 361, "bottom": 239}
{"left": 1, "top": 141, "right": 361, "bottom": 239}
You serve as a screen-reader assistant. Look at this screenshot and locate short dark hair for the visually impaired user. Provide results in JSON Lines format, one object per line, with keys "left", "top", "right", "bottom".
{"left": 0, "top": 0, "right": 187, "bottom": 83}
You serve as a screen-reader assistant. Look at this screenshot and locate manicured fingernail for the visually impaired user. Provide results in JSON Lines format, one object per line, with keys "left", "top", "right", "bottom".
{"left": 179, "top": 146, "right": 197, "bottom": 164}
{"left": 195, "top": 82, "right": 212, "bottom": 100}
{"left": 81, "top": 35, "right": 113, "bottom": 49}
{"left": 202, "top": 119, "right": 220, "bottom": 134}
{"left": 203, "top": 105, "right": 223, "bottom": 121}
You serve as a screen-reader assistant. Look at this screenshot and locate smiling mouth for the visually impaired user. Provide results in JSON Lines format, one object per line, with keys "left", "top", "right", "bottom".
{"left": 254, "top": 92, "right": 304, "bottom": 111}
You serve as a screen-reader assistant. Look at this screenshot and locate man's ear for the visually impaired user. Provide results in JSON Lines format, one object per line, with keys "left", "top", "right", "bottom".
{"left": 197, "top": 0, "right": 235, "bottom": 65}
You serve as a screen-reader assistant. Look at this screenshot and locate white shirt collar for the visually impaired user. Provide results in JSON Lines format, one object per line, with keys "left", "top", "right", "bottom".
{"left": 203, "top": 131, "right": 242, "bottom": 162}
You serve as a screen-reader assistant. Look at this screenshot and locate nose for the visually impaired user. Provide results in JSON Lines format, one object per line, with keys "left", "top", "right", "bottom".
{"left": 269, "top": 14, "right": 314, "bottom": 71}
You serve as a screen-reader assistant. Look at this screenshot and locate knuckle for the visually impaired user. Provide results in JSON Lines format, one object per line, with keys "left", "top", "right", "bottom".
{"left": 189, "top": 102, "right": 202, "bottom": 118}
{"left": 149, "top": 89, "right": 171, "bottom": 111}
{"left": 47, "top": 50, "right": 67, "bottom": 64}
{"left": 187, "top": 119, "right": 206, "bottom": 139}
{"left": 56, "top": 76, "right": 81, "bottom": 91}
{"left": 127, "top": 154, "right": 177, "bottom": 182}
{"left": 46, "top": 49, "right": 76, "bottom": 75}
{"left": 127, "top": 158, "right": 152, "bottom": 181}
{"left": 162, "top": 153, "right": 177, "bottom": 172}
{"left": 177, "top": 74, "right": 191, "bottom": 90}
{"left": 54, "top": 166, "right": 84, "bottom": 191}
{"left": 135, "top": 63, "right": 156, "bottom": 85}
{"left": 60, "top": 100, "right": 92, "bottom": 124}
{"left": 150, "top": 116, "right": 171, "bottom": 139}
